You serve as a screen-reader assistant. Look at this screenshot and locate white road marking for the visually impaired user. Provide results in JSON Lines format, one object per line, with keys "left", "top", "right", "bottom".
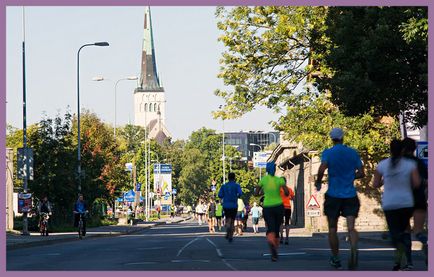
{"left": 124, "top": 261, "right": 157, "bottom": 265}
{"left": 206, "top": 237, "right": 237, "bottom": 271}
{"left": 176, "top": 236, "right": 202, "bottom": 257}
{"left": 263, "top": 252, "right": 306, "bottom": 256}
{"left": 222, "top": 259, "right": 237, "bottom": 271}
{"left": 137, "top": 247, "right": 165, "bottom": 250}
{"left": 171, "top": 259, "right": 210, "bottom": 263}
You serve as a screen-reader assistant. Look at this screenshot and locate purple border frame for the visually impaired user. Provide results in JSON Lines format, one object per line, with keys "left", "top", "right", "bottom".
{"left": 1, "top": 0, "right": 432, "bottom": 277}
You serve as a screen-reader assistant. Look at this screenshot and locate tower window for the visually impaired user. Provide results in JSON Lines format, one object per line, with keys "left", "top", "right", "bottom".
{"left": 154, "top": 103, "right": 157, "bottom": 112}
{"left": 144, "top": 103, "right": 148, "bottom": 112}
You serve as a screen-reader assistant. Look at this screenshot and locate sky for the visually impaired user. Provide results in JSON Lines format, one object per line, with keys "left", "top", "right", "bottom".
{"left": 6, "top": 6, "right": 282, "bottom": 140}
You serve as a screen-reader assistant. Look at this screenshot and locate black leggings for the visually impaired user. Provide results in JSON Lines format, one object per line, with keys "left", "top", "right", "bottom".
{"left": 384, "top": 207, "right": 414, "bottom": 265}
{"left": 263, "top": 205, "right": 284, "bottom": 238}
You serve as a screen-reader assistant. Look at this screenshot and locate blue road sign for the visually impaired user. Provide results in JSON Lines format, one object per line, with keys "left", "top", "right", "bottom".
{"left": 416, "top": 141, "right": 428, "bottom": 166}
{"left": 172, "top": 188, "right": 177, "bottom": 195}
{"left": 136, "top": 182, "right": 142, "bottom": 191}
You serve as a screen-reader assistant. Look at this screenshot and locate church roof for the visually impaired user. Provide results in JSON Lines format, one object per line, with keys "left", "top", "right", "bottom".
{"left": 137, "top": 6, "right": 164, "bottom": 92}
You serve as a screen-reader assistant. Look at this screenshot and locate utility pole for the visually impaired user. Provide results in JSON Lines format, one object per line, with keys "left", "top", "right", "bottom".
{"left": 21, "top": 7, "right": 30, "bottom": 236}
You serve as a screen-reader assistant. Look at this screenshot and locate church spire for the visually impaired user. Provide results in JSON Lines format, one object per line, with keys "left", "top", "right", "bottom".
{"left": 140, "top": 6, "right": 163, "bottom": 91}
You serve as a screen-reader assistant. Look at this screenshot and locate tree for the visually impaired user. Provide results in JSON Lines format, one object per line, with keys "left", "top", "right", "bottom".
{"left": 276, "top": 91, "right": 400, "bottom": 201}
{"left": 214, "top": 6, "right": 328, "bottom": 119}
{"left": 311, "top": 7, "right": 427, "bottom": 127}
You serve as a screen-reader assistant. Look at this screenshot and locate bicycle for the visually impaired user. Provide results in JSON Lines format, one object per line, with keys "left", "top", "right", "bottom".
{"left": 77, "top": 211, "right": 88, "bottom": 239}
{"left": 39, "top": 212, "right": 49, "bottom": 236}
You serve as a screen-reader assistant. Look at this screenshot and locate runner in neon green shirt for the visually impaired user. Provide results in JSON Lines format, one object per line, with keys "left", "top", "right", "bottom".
{"left": 215, "top": 200, "right": 223, "bottom": 231}
{"left": 255, "top": 162, "right": 289, "bottom": 261}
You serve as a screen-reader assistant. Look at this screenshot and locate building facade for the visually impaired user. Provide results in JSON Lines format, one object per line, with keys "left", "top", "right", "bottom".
{"left": 134, "top": 7, "right": 171, "bottom": 143}
{"left": 224, "top": 131, "right": 280, "bottom": 161}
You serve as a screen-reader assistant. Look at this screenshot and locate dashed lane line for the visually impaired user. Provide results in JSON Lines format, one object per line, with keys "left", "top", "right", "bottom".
{"left": 206, "top": 237, "right": 237, "bottom": 271}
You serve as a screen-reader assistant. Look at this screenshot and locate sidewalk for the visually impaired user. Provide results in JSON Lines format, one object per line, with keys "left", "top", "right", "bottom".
{"left": 6, "top": 216, "right": 191, "bottom": 251}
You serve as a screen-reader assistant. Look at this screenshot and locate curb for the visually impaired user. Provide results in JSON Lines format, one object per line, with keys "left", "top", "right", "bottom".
{"left": 7, "top": 217, "right": 191, "bottom": 251}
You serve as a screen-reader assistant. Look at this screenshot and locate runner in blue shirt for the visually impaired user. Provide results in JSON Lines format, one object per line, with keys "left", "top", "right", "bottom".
{"left": 316, "top": 128, "right": 365, "bottom": 270}
{"left": 218, "top": 172, "right": 242, "bottom": 242}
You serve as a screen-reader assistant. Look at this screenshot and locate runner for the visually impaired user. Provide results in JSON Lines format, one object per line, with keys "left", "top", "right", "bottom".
{"left": 208, "top": 198, "right": 217, "bottom": 233}
{"left": 218, "top": 172, "right": 242, "bottom": 242}
{"left": 243, "top": 201, "right": 250, "bottom": 231}
{"left": 315, "top": 127, "right": 365, "bottom": 270}
{"left": 402, "top": 137, "right": 428, "bottom": 265}
{"left": 279, "top": 178, "right": 295, "bottom": 245}
{"left": 195, "top": 201, "right": 205, "bottom": 226}
{"left": 255, "top": 162, "right": 289, "bottom": 261}
{"left": 250, "top": 202, "right": 261, "bottom": 233}
{"left": 374, "top": 139, "right": 420, "bottom": 270}
{"left": 235, "top": 198, "right": 245, "bottom": 236}
{"left": 215, "top": 199, "right": 223, "bottom": 231}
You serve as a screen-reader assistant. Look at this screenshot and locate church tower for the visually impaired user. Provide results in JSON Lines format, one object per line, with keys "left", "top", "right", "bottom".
{"left": 134, "top": 7, "right": 171, "bottom": 143}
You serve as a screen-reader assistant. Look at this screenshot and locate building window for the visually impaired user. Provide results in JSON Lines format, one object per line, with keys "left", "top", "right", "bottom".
{"left": 144, "top": 103, "right": 148, "bottom": 112}
{"left": 154, "top": 103, "right": 157, "bottom": 112}
{"left": 150, "top": 103, "right": 153, "bottom": 112}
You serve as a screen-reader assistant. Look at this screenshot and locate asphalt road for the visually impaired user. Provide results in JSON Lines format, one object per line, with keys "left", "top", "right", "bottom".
{"left": 7, "top": 218, "right": 428, "bottom": 271}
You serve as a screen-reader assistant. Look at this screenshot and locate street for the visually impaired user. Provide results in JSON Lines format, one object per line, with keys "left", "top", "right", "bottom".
{"left": 7, "top": 218, "right": 428, "bottom": 271}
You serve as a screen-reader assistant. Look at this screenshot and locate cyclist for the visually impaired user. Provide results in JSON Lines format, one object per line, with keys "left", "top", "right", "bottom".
{"left": 37, "top": 196, "right": 52, "bottom": 235}
{"left": 255, "top": 162, "right": 289, "bottom": 261}
{"left": 73, "top": 194, "right": 89, "bottom": 236}
{"left": 316, "top": 127, "right": 365, "bottom": 270}
{"left": 218, "top": 172, "right": 242, "bottom": 242}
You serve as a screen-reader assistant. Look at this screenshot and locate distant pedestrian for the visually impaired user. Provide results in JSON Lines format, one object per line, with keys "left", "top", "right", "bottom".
{"left": 374, "top": 139, "right": 420, "bottom": 271}
{"left": 218, "top": 172, "right": 242, "bottom": 242}
{"left": 250, "top": 202, "right": 261, "bottom": 233}
{"left": 208, "top": 198, "right": 217, "bottom": 233}
{"left": 195, "top": 201, "right": 205, "bottom": 225}
{"left": 215, "top": 200, "right": 223, "bottom": 231}
{"left": 402, "top": 137, "right": 428, "bottom": 264}
{"left": 243, "top": 202, "right": 250, "bottom": 231}
{"left": 235, "top": 198, "right": 245, "bottom": 236}
{"left": 279, "top": 179, "right": 295, "bottom": 245}
{"left": 255, "top": 162, "right": 289, "bottom": 261}
{"left": 316, "top": 127, "right": 365, "bottom": 270}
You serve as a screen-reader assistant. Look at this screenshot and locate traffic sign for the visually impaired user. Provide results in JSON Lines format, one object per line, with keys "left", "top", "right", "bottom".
{"left": 306, "top": 195, "right": 321, "bottom": 217}
{"left": 172, "top": 188, "right": 177, "bottom": 195}
{"left": 136, "top": 182, "right": 142, "bottom": 192}
{"left": 306, "top": 195, "right": 320, "bottom": 209}
{"left": 211, "top": 185, "right": 216, "bottom": 192}
{"left": 416, "top": 141, "right": 428, "bottom": 166}
{"left": 165, "top": 191, "right": 171, "bottom": 197}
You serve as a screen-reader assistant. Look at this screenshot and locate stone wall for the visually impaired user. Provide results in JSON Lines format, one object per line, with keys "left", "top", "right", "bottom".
{"left": 271, "top": 144, "right": 387, "bottom": 233}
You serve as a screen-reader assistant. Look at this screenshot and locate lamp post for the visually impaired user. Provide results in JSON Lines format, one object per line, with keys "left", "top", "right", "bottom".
{"left": 115, "top": 76, "right": 138, "bottom": 139}
{"left": 77, "top": 42, "right": 109, "bottom": 192}
{"left": 250, "top": 143, "right": 263, "bottom": 180}
{"left": 93, "top": 76, "right": 138, "bottom": 139}
{"left": 219, "top": 105, "right": 226, "bottom": 183}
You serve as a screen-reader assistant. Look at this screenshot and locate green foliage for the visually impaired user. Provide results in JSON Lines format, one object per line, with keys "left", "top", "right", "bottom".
{"left": 214, "top": 6, "right": 328, "bottom": 119}
{"left": 276, "top": 92, "right": 400, "bottom": 201}
{"left": 311, "top": 7, "right": 427, "bottom": 127}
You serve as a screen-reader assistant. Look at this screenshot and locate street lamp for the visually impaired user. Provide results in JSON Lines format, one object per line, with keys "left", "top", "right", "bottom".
{"left": 93, "top": 76, "right": 138, "bottom": 139}
{"left": 250, "top": 143, "right": 263, "bottom": 180}
{"left": 115, "top": 76, "right": 138, "bottom": 139}
{"left": 219, "top": 105, "right": 226, "bottom": 183}
{"left": 77, "top": 42, "right": 109, "bottom": 192}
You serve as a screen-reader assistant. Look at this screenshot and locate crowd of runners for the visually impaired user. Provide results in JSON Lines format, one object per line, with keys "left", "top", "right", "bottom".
{"left": 189, "top": 128, "right": 428, "bottom": 271}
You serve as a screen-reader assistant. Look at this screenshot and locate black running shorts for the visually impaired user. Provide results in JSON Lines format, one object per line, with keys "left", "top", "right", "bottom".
{"left": 324, "top": 194, "right": 360, "bottom": 219}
